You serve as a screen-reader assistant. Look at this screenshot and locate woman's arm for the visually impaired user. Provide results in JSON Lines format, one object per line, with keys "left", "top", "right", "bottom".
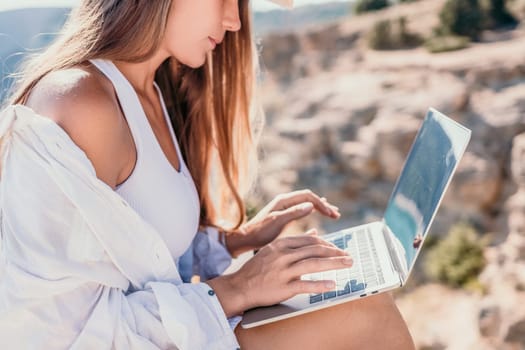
{"left": 207, "top": 234, "right": 352, "bottom": 317}
{"left": 0, "top": 104, "right": 239, "bottom": 349}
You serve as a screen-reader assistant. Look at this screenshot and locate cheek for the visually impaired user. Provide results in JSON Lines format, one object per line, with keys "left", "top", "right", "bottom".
{"left": 162, "top": 3, "right": 216, "bottom": 67}
{"left": 164, "top": 29, "right": 208, "bottom": 68}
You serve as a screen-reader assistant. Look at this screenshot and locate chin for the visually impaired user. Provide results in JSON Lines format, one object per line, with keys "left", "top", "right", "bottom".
{"left": 180, "top": 54, "right": 207, "bottom": 69}
{"left": 186, "top": 62, "right": 205, "bottom": 69}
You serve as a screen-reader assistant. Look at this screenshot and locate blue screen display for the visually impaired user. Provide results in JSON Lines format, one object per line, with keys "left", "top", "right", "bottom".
{"left": 383, "top": 109, "right": 471, "bottom": 273}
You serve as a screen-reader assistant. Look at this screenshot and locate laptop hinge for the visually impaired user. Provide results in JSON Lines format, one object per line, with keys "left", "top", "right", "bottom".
{"left": 381, "top": 222, "right": 407, "bottom": 284}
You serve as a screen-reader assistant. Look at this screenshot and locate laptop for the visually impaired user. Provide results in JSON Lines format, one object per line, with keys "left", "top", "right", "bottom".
{"left": 241, "top": 108, "right": 471, "bottom": 328}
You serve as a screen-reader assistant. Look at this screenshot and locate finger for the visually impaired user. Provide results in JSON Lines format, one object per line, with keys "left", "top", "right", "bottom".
{"left": 273, "top": 202, "right": 314, "bottom": 226}
{"left": 323, "top": 202, "right": 341, "bottom": 217}
{"left": 285, "top": 244, "right": 348, "bottom": 265}
{"left": 274, "top": 234, "right": 335, "bottom": 250}
{"left": 321, "top": 197, "right": 341, "bottom": 215}
{"left": 321, "top": 197, "right": 340, "bottom": 213}
{"left": 289, "top": 279, "right": 336, "bottom": 295}
{"left": 275, "top": 190, "right": 339, "bottom": 218}
{"left": 329, "top": 207, "right": 341, "bottom": 219}
{"left": 289, "top": 256, "right": 354, "bottom": 277}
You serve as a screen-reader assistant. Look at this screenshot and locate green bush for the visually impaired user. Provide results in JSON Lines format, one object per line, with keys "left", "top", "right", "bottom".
{"left": 368, "top": 17, "right": 423, "bottom": 50}
{"left": 398, "top": 17, "right": 422, "bottom": 46}
{"left": 424, "top": 223, "right": 486, "bottom": 289}
{"left": 368, "top": 20, "right": 393, "bottom": 49}
{"left": 483, "top": 0, "right": 518, "bottom": 28}
{"left": 438, "top": 0, "right": 485, "bottom": 40}
{"left": 424, "top": 35, "right": 470, "bottom": 53}
{"left": 354, "top": 0, "right": 390, "bottom": 14}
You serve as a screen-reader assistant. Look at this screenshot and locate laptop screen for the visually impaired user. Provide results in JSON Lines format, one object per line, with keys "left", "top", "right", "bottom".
{"left": 383, "top": 108, "right": 471, "bottom": 276}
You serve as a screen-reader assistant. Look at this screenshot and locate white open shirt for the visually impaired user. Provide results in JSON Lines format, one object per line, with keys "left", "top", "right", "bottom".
{"left": 0, "top": 105, "right": 240, "bottom": 349}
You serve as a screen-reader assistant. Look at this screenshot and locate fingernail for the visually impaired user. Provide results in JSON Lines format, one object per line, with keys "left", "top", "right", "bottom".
{"left": 343, "top": 257, "right": 353, "bottom": 265}
{"left": 325, "top": 281, "right": 335, "bottom": 289}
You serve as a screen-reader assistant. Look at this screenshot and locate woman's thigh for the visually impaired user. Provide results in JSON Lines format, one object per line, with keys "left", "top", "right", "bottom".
{"left": 235, "top": 292, "right": 415, "bottom": 350}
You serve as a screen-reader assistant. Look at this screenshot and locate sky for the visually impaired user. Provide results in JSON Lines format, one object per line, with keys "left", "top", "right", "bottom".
{"left": 0, "top": 0, "right": 351, "bottom": 13}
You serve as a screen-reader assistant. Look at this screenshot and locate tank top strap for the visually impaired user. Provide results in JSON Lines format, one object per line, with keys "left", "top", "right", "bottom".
{"left": 88, "top": 58, "right": 189, "bottom": 175}
{"left": 88, "top": 58, "right": 146, "bottom": 156}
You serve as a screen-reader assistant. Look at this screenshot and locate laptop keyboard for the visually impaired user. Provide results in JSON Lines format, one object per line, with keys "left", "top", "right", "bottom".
{"left": 305, "top": 228, "right": 386, "bottom": 304}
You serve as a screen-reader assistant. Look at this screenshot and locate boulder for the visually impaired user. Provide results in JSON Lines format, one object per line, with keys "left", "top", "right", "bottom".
{"left": 446, "top": 152, "right": 502, "bottom": 212}
{"left": 260, "top": 32, "right": 302, "bottom": 84}
{"left": 504, "top": 319, "right": 525, "bottom": 345}
{"left": 360, "top": 113, "right": 421, "bottom": 183}
{"left": 339, "top": 140, "right": 380, "bottom": 180}
{"left": 508, "top": 209, "right": 525, "bottom": 238}
{"left": 469, "top": 85, "right": 525, "bottom": 159}
{"left": 478, "top": 304, "right": 502, "bottom": 338}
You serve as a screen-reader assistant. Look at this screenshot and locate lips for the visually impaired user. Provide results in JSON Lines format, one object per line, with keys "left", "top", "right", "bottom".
{"left": 209, "top": 36, "right": 224, "bottom": 46}
{"left": 208, "top": 37, "right": 218, "bottom": 48}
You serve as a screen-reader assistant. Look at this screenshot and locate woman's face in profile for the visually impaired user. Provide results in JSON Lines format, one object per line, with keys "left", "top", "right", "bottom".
{"left": 163, "top": 0, "right": 242, "bottom": 67}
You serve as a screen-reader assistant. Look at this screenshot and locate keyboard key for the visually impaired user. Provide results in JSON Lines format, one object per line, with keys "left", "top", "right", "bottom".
{"left": 310, "top": 294, "right": 323, "bottom": 303}
{"left": 309, "top": 272, "right": 323, "bottom": 281}
{"left": 337, "top": 282, "right": 351, "bottom": 296}
{"left": 348, "top": 273, "right": 361, "bottom": 281}
{"left": 333, "top": 238, "right": 345, "bottom": 249}
{"left": 324, "top": 270, "right": 337, "bottom": 282}
{"left": 336, "top": 268, "right": 350, "bottom": 278}
{"left": 336, "top": 276, "right": 347, "bottom": 289}
{"left": 351, "top": 280, "right": 366, "bottom": 292}
{"left": 365, "top": 280, "right": 378, "bottom": 288}
{"left": 364, "top": 275, "right": 375, "bottom": 282}
{"left": 323, "top": 291, "right": 337, "bottom": 299}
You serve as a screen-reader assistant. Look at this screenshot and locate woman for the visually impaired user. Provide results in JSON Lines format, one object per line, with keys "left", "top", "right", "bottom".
{"left": 0, "top": 0, "right": 415, "bottom": 349}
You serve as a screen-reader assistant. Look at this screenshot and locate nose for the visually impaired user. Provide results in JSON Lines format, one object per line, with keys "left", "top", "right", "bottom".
{"left": 223, "top": 0, "right": 241, "bottom": 32}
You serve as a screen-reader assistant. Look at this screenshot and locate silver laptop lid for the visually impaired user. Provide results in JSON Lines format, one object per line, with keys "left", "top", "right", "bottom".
{"left": 383, "top": 108, "right": 471, "bottom": 281}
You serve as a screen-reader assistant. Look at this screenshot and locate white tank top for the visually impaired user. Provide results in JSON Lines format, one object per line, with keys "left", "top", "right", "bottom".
{"left": 89, "top": 59, "right": 200, "bottom": 261}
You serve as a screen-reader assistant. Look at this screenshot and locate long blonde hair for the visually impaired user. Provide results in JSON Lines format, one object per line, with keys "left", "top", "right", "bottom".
{"left": 7, "top": 0, "right": 261, "bottom": 231}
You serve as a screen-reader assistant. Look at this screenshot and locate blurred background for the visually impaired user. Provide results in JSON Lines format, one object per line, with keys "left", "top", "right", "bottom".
{"left": 2, "top": 0, "right": 525, "bottom": 349}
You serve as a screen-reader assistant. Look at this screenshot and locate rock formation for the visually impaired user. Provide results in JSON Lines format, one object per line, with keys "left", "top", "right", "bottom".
{"left": 252, "top": 0, "right": 525, "bottom": 348}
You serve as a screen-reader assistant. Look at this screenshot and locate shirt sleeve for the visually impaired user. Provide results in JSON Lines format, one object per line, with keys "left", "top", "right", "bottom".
{"left": 178, "top": 227, "right": 242, "bottom": 331}
{"left": 192, "top": 227, "right": 234, "bottom": 281}
{"left": 178, "top": 227, "right": 233, "bottom": 283}
{"left": 0, "top": 106, "right": 240, "bottom": 350}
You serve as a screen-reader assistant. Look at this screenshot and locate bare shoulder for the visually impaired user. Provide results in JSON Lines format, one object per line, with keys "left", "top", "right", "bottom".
{"left": 25, "top": 63, "right": 131, "bottom": 189}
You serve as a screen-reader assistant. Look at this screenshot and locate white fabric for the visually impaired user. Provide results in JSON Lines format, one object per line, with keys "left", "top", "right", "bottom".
{"left": 178, "top": 227, "right": 244, "bottom": 331}
{"left": 0, "top": 105, "right": 240, "bottom": 349}
{"left": 89, "top": 58, "right": 200, "bottom": 261}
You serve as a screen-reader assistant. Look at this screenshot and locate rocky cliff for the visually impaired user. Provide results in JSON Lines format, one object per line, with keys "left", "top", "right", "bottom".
{"left": 253, "top": 0, "right": 525, "bottom": 348}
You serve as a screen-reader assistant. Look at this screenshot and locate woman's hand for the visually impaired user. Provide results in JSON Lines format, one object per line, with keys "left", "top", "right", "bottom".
{"left": 207, "top": 232, "right": 353, "bottom": 317}
{"left": 226, "top": 190, "right": 341, "bottom": 257}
